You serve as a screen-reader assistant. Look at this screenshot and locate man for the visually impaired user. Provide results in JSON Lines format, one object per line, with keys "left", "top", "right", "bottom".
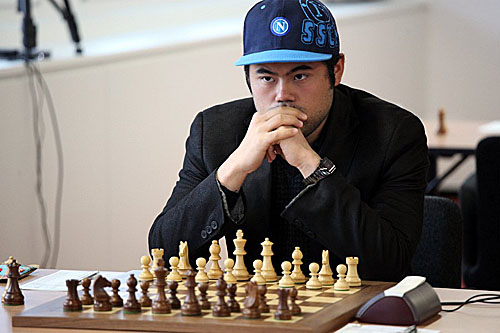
{"left": 149, "top": 0, "right": 429, "bottom": 281}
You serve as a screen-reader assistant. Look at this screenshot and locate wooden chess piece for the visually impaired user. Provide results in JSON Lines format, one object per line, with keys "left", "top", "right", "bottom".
{"left": 2, "top": 259, "right": 24, "bottom": 306}
{"left": 139, "top": 280, "right": 152, "bottom": 307}
{"left": 151, "top": 248, "right": 164, "bottom": 270}
{"left": 333, "top": 264, "right": 350, "bottom": 291}
{"left": 318, "top": 250, "right": 335, "bottom": 286}
{"left": 152, "top": 258, "right": 171, "bottom": 314}
{"left": 181, "top": 269, "right": 201, "bottom": 316}
{"left": 250, "top": 259, "right": 266, "bottom": 285}
{"left": 93, "top": 275, "right": 112, "bottom": 311}
{"left": 227, "top": 283, "right": 240, "bottom": 313}
{"left": 139, "top": 255, "right": 154, "bottom": 281}
{"left": 279, "top": 261, "right": 295, "bottom": 288}
{"left": 195, "top": 257, "right": 209, "bottom": 283}
{"left": 289, "top": 287, "right": 301, "bottom": 315}
{"left": 274, "top": 288, "right": 292, "bottom": 320}
{"left": 233, "top": 229, "right": 250, "bottom": 281}
{"left": 123, "top": 274, "right": 141, "bottom": 314}
{"left": 346, "top": 256, "right": 361, "bottom": 287}
{"left": 291, "top": 247, "right": 306, "bottom": 284}
{"left": 212, "top": 276, "right": 230, "bottom": 317}
{"left": 80, "top": 277, "right": 94, "bottom": 305}
{"left": 258, "top": 284, "right": 269, "bottom": 313}
{"left": 167, "top": 280, "right": 181, "bottom": 309}
{"left": 261, "top": 238, "right": 277, "bottom": 282}
{"left": 242, "top": 281, "right": 261, "bottom": 319}
{"left": 166, "top": 256, "right": 183, "bottom": 282}
{"left": 306, "top": 263, "right": 322, "bottom": 290}
{"left": 111, "top": 279, "right": 123, "bottom": 307}
{"left": 63, "top": 279, "right": 82, "bottom": 311}
{"left": 437, "top": 108, "right": 447, "bottom": 135}
{"left": 208, "top": 240, "right": 223, "bottom": 280}
{"left": 223, "top": 258, "right": 237, "bottom": 284}
{"left": 197, "top": 282, "right": 211, "bottom": 310}
{"left": 178, "top": 241, "right": 192, "bottom": 278}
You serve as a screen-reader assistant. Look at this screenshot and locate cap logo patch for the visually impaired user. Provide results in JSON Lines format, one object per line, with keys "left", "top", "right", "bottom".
{"left": 299, "top": 0, "right": 338, "bottom": 48}
{"left": 270, "top": 17, "right": 290, "bottom": 36}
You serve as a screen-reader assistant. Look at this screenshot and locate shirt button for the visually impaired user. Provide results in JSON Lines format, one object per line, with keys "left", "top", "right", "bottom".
{"left": 201, "top": 230, "right": 208, "bottom": 239}
{"left": 306, "top": 231, "right": 316, "bottom": 239}
{"left": 205, "top": 225, "right": 213, "bottom": 235}
{"left": 211, "top": 220, "right": 218, "bottom": 230}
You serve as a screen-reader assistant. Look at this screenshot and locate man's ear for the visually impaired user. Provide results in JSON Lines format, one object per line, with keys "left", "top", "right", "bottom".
{"left": 334, "top": 53, "right": 345, "bottom": 86}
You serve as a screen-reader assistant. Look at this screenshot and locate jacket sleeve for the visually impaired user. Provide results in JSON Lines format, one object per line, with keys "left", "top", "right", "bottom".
{"left": 148, "top": 112, "right": 232, "bottom": 262}
{"left": 281, "top": 115, "right": 429, "bottom": 281}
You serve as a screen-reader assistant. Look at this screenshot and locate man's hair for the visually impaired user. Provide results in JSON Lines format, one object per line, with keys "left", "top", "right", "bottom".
{"left": 243, "top": 55, "right": 341, "bottom": 93}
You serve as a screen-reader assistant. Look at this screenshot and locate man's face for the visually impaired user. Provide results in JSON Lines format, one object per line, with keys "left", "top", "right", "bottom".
{"left": 249, "top": 61, "right": 334, "bottom": 139}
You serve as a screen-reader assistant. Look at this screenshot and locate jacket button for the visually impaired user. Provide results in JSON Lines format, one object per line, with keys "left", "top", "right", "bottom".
{"left": 205, "top": 225, "right": 213, "bottom": 235}
{"left": 293, "top": 219, "right": 303, "bottom": 228}
{"left": 201, "top": 230, "right": 208, "bottom": 239}
{"left": 211, "top": 220, "right": 218, "bottom": 230}
{"left": 306, "top": 231, "right": 316, "bottom": 239}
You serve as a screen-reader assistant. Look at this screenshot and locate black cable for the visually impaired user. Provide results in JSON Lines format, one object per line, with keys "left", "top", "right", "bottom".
{"left": 441, "top": 293, "right": 500, "bottom": 312}
{"left": 26, "top": 63, "right": 51, "bottom": 268}
{"left": 31, "top": 64, "right": 65, "bottom": 269}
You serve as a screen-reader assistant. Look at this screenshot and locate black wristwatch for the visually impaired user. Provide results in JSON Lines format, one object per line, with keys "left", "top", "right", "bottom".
{"left": 303, "top": 157, "right": 336, "bottom": 186}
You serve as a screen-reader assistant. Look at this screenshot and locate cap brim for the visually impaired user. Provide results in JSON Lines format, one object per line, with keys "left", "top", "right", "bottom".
{"left": 234, "top": 49, "right": 333, "bottom": 66}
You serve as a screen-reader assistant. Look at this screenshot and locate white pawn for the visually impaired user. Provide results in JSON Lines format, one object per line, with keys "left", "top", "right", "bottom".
{"left": 224, "top": 258, "right": 237, "bottom": 284}
{"left": 306, "top": 263, "right": 322, "bottom": 290}
{"left": 346, "top": 257, "right": 361, "bottom": 287}
{"left": 138, "top": 255, "right": 154, "bottom": 281}
{"left": 250, "top": 259, "right": 266, "bottom": 285}
{"left": 151, "top": 248, "right": 164, "bottom": 270}
{"left": 195, "top": 257, "right": 209, "bottom": 283}
{"left": 318, "top": 250, "right": 334, "bottom": 286}
{"left": 333, "top": 264, "right": 350, "bottom": 291}
{"left": 261, "top": 238, "right": 278, "bottom": 282}
{"left": 207, "top": 240, "right": 223, "bottom": 280}
{"left": 166, "top": 256, "right": 183, "bottom": 282}
{"left": 279, "top": 261, "right": 295, "bottom": 288}
{"left": 291, "top": 247, "right": 306, "bottom": 284}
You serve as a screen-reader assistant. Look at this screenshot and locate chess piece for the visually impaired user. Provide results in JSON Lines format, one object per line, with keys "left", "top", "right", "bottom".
{"left": 258, "top": 284, "right": 270, "bottom": 313}
{"left": 167, "top": 280, "right": 181, "bottom": 309}
{"left": 291, "top": 247, "right": 306, "bottom": 284}
{"left": 123, "top": 274, "right": 141, "bottom": 314}
{"left": 212, "top": 276, "right": 230, "bottom": 317}
{"left": 111, "top": 279, "right": 123, "bottom": 307}
{"left": 151, "top": 248, "right": 164, "bottom": 270}
{"left": 139, "top": 280, "right": 152, "bottom": 307}
{"left": 166, "top": 256, "right": 183, "bottom": 282}
{"left": 178, "top": 241, "right": 192, "bottom": 278}
{"left": 139, "top": 255, "right": 154, "bottom": 281}
{"left": 208, "top": 240, "right": 223, "bottom": 280}
{"left": 233, "top": 229, "right": 250, "bottom": 281}
{"left": 318, "top": 250, "right": 335, "bottom": 286}
{"left": 152, "top": 258, "right": 171, "bottom": 314}
{"left": 306, "top": 263, "right": 322, "bottom": 290}
{"left": 197, "top": 282, "right": 211, "bottom": 310}
{"left": 227, "top": 283, "right": 240, "bottom": 313}
{"left": 195, "top": 257, "right": 209, "bottom": 283}
{"left": 93, "top": 275, "right": 112, "bottom": 311}
{"left": 80, "top": 278, "right": 94, "bottom": 305}
{"left": 242, "top": 281, "right": 261, "bottom": 319}
{"left": 346, "top": 257, "right": 361, "bottom": 287}
{"left": 250, "top": 259, "right": 266, "bottom": 285}
{"left": 437, "top": 108, "right": 447, "bottom": 135}
{"left": 261, "top": 238, "right": 277, "bottom": 282}
{"left": 63, "top": 279, "right": 82, "bottom": 311}
{"left": 2, "top": 259, "right": 24, "bottom": 306}
{"left": 333, "top": 264, "right": 350, "bottom": 291}
{"left": 274, "top": 288, "right": 292, "bottom": 320}
{"left": 223, "top": 258, "right": 237, "bottom": 284}
{"left": 181, "top": 269, "right": 201, "bottom": 316}
{"left": 279, "top": 261, "right": 295, "bottom": 288}
{"left": 289, "top": 287, "right": 301, "bottom": 315}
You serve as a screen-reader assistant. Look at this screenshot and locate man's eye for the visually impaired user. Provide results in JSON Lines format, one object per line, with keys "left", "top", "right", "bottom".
{"left": 260, "top": 76, "right": 274, "bottom": 83}
{"left": 295, "top": 74, "right": 307, "bottom": 80}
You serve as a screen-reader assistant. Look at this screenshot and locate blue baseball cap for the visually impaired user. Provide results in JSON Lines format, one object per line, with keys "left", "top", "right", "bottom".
{"left": 235, "top": 0, "right": 340, "bottom": 66}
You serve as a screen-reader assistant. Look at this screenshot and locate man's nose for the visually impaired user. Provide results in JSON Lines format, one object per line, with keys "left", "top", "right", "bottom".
{"left": 275, "top": 80, "right": 295, "bottom": 103}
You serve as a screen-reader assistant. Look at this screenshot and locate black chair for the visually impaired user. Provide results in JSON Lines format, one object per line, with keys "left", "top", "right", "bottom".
{"left": 411, "top": 196, "right": 463, "bottom": 288}
{"left": 459, "top": 136, "right": 500, "bottom": 290}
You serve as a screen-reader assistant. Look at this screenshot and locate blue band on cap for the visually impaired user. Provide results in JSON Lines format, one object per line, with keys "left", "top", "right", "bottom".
{"left": 234, "top": 49, "right": 332, "bottom": 66}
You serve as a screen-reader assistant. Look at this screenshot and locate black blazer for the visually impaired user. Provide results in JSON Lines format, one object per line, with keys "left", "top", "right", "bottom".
{"left": 149, "top": 84, "right": 429, "bottom": 281}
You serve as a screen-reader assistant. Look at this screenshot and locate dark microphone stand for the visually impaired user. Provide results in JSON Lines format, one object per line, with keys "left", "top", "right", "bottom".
{"left": 47, "top": 0, "right": 82, "bottom": 54}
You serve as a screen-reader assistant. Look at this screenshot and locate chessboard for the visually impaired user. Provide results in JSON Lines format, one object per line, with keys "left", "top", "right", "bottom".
{"left": 12, "top": 280, "right": 394, "bottom": 332}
